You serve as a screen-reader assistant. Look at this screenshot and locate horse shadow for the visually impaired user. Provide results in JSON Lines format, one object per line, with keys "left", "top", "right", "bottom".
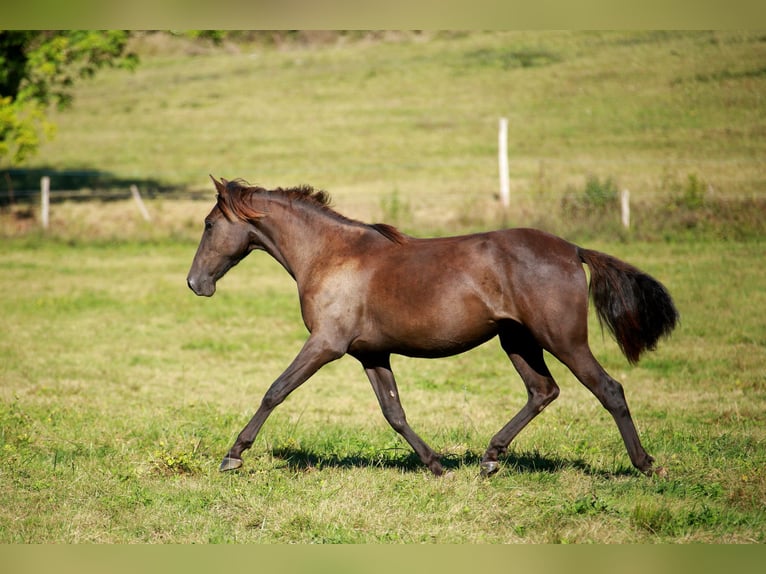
{"left": 259, "top": 445, "right": 636, "bottom": 478}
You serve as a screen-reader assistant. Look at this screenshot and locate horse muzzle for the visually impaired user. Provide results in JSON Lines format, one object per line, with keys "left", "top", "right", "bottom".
{"left": 187, "top": 275, "right": 216, "bottom": 297}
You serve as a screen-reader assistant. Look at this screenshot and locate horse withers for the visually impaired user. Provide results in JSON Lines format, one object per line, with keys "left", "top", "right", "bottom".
{"left": 187, "top": 176, "right": 678, "bottom": 477}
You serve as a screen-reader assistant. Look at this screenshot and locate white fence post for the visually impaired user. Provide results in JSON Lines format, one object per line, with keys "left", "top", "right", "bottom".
{"left": 498, "top": 117, "right": 510, "bottom": 209}
{"left": 621, "top": 188, "right": 630, "bottom": 229}
{"left": 130, "top": 184, "right": 151, "bottom": 221}
{"left": 41, "top": 176, "right": 50, "bottom": 229}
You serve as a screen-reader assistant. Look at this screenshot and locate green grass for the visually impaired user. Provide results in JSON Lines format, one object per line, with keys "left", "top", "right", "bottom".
{"left": 0, "top": 237, "right": 764, "bottom": 543}
{"left": 0, "top": 31, "right": 765, "bottom": 543}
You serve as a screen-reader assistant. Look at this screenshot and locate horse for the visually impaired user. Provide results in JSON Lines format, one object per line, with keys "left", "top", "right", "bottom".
{"left": 187, "top": 176, "right": 678, "bottom": 477}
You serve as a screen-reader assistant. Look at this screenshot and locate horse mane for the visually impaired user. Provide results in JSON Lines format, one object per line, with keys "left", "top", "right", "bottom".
{"left": 218, "top": 179, "right": 408, "bottom": 245}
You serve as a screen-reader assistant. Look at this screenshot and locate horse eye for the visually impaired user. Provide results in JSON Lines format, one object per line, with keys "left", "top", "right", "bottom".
{"left": 204, "top": 220, "right": 213, "bottom": 230}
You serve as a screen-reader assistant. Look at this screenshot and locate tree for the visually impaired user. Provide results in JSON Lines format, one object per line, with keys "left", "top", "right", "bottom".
{"left": 0, "top": 31, "right": 137, "bottom": 167}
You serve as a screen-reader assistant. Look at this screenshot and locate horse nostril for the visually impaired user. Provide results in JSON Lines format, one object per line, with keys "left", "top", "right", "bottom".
{"left": 187, "top": 277, "right": 196, "bottom": 292}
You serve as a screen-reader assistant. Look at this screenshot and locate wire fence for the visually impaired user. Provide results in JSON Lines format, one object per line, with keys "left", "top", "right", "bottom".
{"left": 2, "top": 154, "right": 763, "bottom": 237}
{"left": 1, "top": 169, "right": 200, "bottom": 206}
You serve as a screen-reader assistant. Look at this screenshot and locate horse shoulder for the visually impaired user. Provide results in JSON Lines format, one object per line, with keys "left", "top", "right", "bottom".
{"left": 297, "top": 249, "right": 373, "bottom": 334}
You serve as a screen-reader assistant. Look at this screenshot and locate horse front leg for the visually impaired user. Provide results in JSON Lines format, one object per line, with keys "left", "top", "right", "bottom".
{"left": 478, "top": 327, "right": 561, "bottom": 476}
{"left": 220, "top": 335, "right": 344, "bottom": 471}
{"left": 359, "top": 353, "right": 445, "bottom": 476}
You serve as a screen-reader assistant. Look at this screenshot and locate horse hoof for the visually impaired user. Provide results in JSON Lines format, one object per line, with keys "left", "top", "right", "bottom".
{"left": 648, "top": 465, "right": 667, "bottom": 479}
{"left": 480, "top": 461, "right": 499, "bottom": 477}
{"left": 219, "top": 457, "right": 243, "bottom": 472}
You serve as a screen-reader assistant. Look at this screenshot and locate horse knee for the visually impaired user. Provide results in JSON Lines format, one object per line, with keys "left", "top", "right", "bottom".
{"left": 261, "top": 388, "right": 284, "bottom": 411}
{"left": 376, "top": 400, "right": 408, "bottom": 431}
{"left": 384, "top": 412, "right": 408, "bottom": 432}
{"left": 530, "top": 380, "right": 559, "bottom": 412}
{"left": 542, "top": 383, "right": 560, "bottom": 409}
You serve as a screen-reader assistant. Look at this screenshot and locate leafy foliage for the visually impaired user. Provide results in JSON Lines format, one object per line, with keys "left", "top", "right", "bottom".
{"left": 0, "top": 31, "right": 137, "bottom": 165}
{"left": 0, "top": 95, "right": 53, "bottom": 164}
{"left": 563, "top": 175, "right": 620, "bottom": 214}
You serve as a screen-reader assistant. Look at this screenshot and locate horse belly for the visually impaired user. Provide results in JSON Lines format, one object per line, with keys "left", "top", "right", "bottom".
{"left": 350, "top": 236, "right": 518, "bottom": 357}
{"left": 357, "top": 293, "right": 500, "bottom": 358}
{"left": 390, "top": 326, "right": 498, "bottom": 359}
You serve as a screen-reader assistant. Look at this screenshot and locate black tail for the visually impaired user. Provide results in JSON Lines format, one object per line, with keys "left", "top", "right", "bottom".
{"left": 578, "top": 248, "right": 679, "bottom": 364}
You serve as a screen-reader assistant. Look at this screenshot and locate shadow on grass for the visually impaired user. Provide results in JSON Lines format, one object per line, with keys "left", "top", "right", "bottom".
{"left": 263, "top": 445, "right": 636, "bottom": 478}
{"left": 1, "top": 167, "right": 198, "bottom": 207}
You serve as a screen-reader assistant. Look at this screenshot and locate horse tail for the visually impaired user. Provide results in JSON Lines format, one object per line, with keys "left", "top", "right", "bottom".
{"left": 578, "top": 247, "right": 679, "bottom": 364}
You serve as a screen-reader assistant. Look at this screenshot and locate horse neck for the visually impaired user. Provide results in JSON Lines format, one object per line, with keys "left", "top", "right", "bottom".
{"left": 256, "top": 200, "right": 363, "bottom": 282}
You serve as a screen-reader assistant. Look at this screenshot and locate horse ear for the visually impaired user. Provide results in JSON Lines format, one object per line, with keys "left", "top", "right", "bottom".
{"left": 210, "top": 175, "right": 226, "bottom": 194}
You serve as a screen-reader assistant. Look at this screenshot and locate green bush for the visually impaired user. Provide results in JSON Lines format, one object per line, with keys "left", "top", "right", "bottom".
{"left": 666, "top": 173, "right": 707, "bottom": 210}
{"left": 562, "top": 175, "right": 619, "bottom": 215}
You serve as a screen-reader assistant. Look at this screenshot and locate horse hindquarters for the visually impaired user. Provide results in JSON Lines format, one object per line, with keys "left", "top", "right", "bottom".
{"left": 552, "top": 247, "right": 678, "bottom": 475}
{"left": 491, "top": 238, "right": 676, "bottom": 476}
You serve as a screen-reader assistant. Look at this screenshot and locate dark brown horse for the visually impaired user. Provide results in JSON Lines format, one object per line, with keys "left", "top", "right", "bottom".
{"left": 187, "top": 176, "right": 678, "bottom": 477}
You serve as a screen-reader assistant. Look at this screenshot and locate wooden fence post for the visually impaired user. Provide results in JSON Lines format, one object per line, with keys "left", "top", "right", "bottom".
{"left": 498, "top": 117, "right": 510, "bottom": 210}
{"left": 41, "top": 176, "right": 50, "bottom": 229}
{"left": 130, "top": 184, "right": 151, "bottom": 221}
{"left": 621, "top": 188, "right": 630, "bottom": 229}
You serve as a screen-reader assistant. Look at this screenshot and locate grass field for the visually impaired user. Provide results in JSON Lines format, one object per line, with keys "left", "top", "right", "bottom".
{"left": 0, "top": 236, "right": 764, "bottom": 543}
{"left": 1, "top": 31, "right": 765, "bottom": 543}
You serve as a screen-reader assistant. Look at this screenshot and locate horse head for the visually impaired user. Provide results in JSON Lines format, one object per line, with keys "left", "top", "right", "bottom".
{"left": 186, "top": 176, "right": 255, "bottom": 297}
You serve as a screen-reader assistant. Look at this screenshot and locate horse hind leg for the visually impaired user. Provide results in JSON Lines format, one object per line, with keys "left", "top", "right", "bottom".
{"left": 481, "top": 324, "right": 560, "bottom": 477}
{"left": 558, "top": 345, "right": 662, "bottom": 476}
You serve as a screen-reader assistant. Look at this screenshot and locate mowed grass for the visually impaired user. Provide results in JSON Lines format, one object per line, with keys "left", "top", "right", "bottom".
{"left": 0, "top": 235, "right": 764, "bottom": 543}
